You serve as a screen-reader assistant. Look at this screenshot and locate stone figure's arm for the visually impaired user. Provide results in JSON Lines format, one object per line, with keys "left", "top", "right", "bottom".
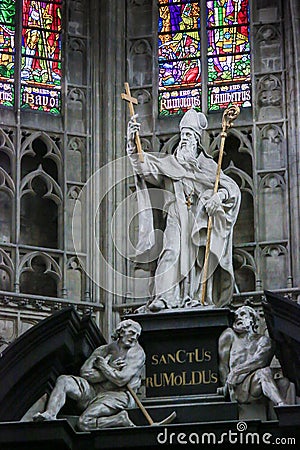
{"left": 94, "top": 347, "right": 145, "bottom": 388}
{"left": 80, "top": 347, "right": 108, "bottom": 383}
{"left": 218, "top": 328, "right": 234, "bottom": 386}
{"left": 127, "top": 115, "right": 164, "bottom": 187}
{"left": 232, "top": 336, "right": 274, "bottom": 376}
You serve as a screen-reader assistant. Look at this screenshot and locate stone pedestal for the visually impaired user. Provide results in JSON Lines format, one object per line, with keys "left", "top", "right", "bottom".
{"left": 127, "top": 308, "right": 233, "bottom": 399}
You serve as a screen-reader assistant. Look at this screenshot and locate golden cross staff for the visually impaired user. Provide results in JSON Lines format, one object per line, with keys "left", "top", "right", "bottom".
{"left": 201, "top": 104, "right": 240, "bottom": 305}
{"left": 121, "top": 82, "right": 144, "bottom": 163}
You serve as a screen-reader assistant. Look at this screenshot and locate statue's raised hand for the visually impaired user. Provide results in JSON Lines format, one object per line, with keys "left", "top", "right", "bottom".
{"left": 127, "top": 114, "right": 141, "bottom": 154}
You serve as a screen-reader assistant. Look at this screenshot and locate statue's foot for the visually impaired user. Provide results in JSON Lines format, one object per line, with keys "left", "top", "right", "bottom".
{"left": 184, "top": 298, "right": 202, "bottom": 308}
{"left": 277, "top": 401, "right": 287, "bottom": 407}
{"left": 118, "top": 410, "right": 136, "bottom": 427}
{"left": 33, "top": 411, "right": 56, "bottom": 422}
{"left": 134, "top": 304, "right": 149, "bottom": 314}
{"left": 148, "top": 299, "right": 166, "bottom": 312}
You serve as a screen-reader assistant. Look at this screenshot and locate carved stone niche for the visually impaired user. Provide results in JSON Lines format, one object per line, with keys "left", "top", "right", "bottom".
{"left": 67, "top": 137, "right": 85, "bottom": 183}
{"left": 254, "top": 0, "right": 280, "bottom": 23}
{"left": 129, "top": 39, "right": 153, "bottom": 87}
{"left": 257, "top": 75, "right": 282, "bottom": 121}
{"left": 68, "top": 0, "right": 87, "bottom": 36}
{"left": 258, "top": 173, "right": 287, "bottom": 242}
{"left": 19, "top": 252, "right": 61, "bottom": 298}
{"left": 67, "top": 186, "right": 82, "bottom": 252}
{"left": 259, "top": 124, "right": 285, "bottom": 170}
{"left": 128, "top": 0, "right": 152, "bottom": 37}
{"left": 261, "top": 244, "right": 288, "bottom": 290}
{"left": 66, "top": 257, "right": 82, "bottom": 301}
{"left": 132, "top": 89, "right": 153, "bottom": 135}
{"left": 68, "top": 37, "right": 87, "bottom": 86}
{"left": 255, "top": 25, "right": 282, "bottom": 73}
{"left": 67, "top": 88, "right": 86, "bottom": 134}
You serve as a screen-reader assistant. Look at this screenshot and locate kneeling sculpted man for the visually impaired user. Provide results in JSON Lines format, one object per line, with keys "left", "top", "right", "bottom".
{"left": 218, "top": 306, "right": 285, "bottom": 406}
{"left": 33, "top": 319, "right": 145, "bottom": 429}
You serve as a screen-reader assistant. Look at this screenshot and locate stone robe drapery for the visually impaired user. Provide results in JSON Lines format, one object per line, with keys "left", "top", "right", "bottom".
{"left": 129, "top": 151, "right": 241, "bottom": 308}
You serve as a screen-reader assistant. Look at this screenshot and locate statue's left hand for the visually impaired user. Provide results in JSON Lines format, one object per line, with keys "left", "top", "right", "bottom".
{"left": 203, "top": 193, "right": 222, "bottom": 216}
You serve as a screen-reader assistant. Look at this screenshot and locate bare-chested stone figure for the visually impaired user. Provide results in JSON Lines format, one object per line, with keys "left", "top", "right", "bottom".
{"left": 218, "top": 306, "right": 285, "bottom": 406}
{"left": 33, "top": 319, "right": 145, "bottom": 430}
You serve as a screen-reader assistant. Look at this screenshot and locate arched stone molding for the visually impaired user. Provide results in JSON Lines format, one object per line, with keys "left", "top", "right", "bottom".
{"left": 0, "top": 249, "right": 14, "bottom": 291}
{"left": 209, "top": 128, "right": 253, "bottom": 161}
{"left": 18, "top": 251, "right": 62, "bottom": 281}
{"left": 161, "top": 134, "right": 180, "bottom": 154}
{"left": 20, "top": 131, "right": 62, "bottom": 181}
{"left": 224, "top": 161, "right": 254, "bottom": 196}
{"left": 258, "top": 172, "right": 285, "bottom": 192}
{"left": 20, "top": 165, "right": 63, "bottom": 206}
{"left": 0, "top": 168, "right": 15, "bottom": 244}
{"left": 18, "top": 251, "right": 62, "bottom": 297}
{"left": 0, "top": 128, "right": 15, "bottom": 167}
{"left": 0, "top": 167, "right": 15, "bottom": 197}
{"left": 225, "top": 161, "right": 254, "bottom": 244}
{"left": 233, "top": 248, "right": 256, "bottom": 293}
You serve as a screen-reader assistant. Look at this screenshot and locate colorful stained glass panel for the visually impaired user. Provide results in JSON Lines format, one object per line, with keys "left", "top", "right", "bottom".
{"left": 159, "top": 87, "right": 201, "bottom": 116}
{"left": 158, "top": 1, "right": 202, "bottom": 116}
{"left": 208, "top": 53, "right": 250, "bottom": 84}
{"left": 0, "top": 51, "right": 14, "bottom": 80}
{"left": 208, "top": 82, "right": 251, "bottom": 111}
{"left": 21, "top": 84, "right": 60, "bottom": 114}
{"left": 21, "top": 0, "right": 62, "bottom": 113}
{"left": 0, "top": 0, "right": 15, "bottom": 105}
{"left": 159, "top": 2, "right": 200, "bottom": 35}
{"left": 0, "top": 24, "right": 15, "bottom": 54}
{"left": 206, "top": 0, "right": 249, "bottom": 28}
{"left": 22, "top": 1, "right": 62, "bottom": 30}
{"left": 159, "top": 32, "right": 201, "bottom": 61}
{"left": 207, "top": 26, "right": 250, "bottom": 55}
{"left": 159, "top": 58, "right": 201, "bottom": 90}
{"left": 206, "top": 0, "right": 251, "bottom": 111}
{"left": 0, "top": 80, "right": 13, "bottom": 106}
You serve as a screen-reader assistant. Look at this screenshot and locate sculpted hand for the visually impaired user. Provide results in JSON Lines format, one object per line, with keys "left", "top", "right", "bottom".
{"left": 93, "top": 354, "right": 111, "bottom": 370}
{"left": 111, "top": 357, "right": 127, "bottom": 370}
{"left": 127, "top": 114, "right": 140, "bottom": 154}
{"left": 204, "top": 193, "right": 222, "bottom": 217}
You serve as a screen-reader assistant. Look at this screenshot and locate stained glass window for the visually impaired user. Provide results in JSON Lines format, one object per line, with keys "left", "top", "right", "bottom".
{"left": 0, "top": 0, "right": 16, "bottom": 107}
{"left": 158, "top": 1, "right": 202, "bottom": 116}
{"left": 207, "top": 0, "right": 251, "bottom": 111}
{"left": 0, "top": 0, "right": 62, "bottom": 114}
{"left": 21, "top": 0, "right": 62, "bottom": 113}
{"left": 158, "top": 0, "right": 251, "bottom": 116}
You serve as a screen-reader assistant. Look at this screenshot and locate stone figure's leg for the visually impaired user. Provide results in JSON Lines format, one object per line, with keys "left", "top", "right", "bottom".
{"left": 33, "top": 375, "right": 91, "bottom": 421}
{"left": 251, "top": 368, "right": 286, "bottom": 405}
{"left": 78, "top": 399, "right": 135, "bottom": 430}
{"left": 149, "top": 215, "right": 181, "bottom": 310}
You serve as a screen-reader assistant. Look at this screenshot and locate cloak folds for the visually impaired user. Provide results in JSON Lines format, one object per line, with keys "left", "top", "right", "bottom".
{"left": 129, "top": 151, "right": 241, "bottom": 307}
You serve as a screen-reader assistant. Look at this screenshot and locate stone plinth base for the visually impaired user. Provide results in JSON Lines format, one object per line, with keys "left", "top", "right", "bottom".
{"left": 127, "top": 307, "right": 232, "bottom": 399}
